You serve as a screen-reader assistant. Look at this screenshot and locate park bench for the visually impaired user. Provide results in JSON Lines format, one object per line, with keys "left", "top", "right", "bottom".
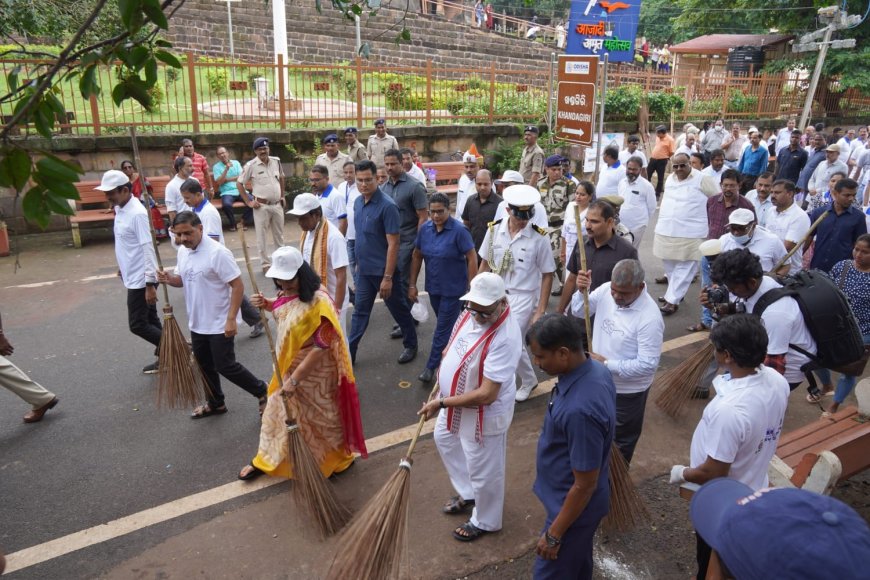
{"left": 422, "top": 161, "right": 464, "bottom": 198}
{"left": 70, "top": 176, "right": 170, "bottom": 248}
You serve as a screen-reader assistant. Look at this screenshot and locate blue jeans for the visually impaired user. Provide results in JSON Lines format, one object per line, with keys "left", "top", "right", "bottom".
{"left": 700, "top": 256, "right": 713, "bottom": 328}
{"left": 814, "top": 333, "right": 870, "bottom": 403}
{"left": 348, "top": 273, "right": 417, "bottom": 362}
{"left": 425, "top": 294, "right": 463, "bottom": 371}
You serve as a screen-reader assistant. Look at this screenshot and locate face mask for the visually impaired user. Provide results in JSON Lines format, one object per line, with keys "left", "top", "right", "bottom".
{"left": 732, "top": 233, "right": 750, "bottom": 245}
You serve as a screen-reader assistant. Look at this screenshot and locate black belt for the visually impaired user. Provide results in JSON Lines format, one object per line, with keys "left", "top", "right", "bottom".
{"left": 255, "top": 197, "right": 279, "bottom": 205}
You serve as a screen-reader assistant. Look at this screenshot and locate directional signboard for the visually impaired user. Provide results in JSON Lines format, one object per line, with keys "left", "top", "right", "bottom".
{"left": 556, "top": 55, "right": 598, "bottom": 146}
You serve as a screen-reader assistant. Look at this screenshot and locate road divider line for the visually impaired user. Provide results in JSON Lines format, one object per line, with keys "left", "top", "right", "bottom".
{"left": 3, "top": 331, "right": 707, "bottom": 573}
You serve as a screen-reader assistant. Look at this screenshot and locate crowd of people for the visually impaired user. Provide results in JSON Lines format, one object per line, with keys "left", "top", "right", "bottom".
{"left": 3, "top": 116, "right": 870, "bottom": 578}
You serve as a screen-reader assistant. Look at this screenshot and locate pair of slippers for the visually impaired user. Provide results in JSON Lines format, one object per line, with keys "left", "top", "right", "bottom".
{"left": 442, "top": 496, "right": 489, "bottom": 542}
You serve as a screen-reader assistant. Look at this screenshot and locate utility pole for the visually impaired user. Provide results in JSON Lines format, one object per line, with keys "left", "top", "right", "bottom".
{"left": 793, "top": 6, "right": 859, "bottom": 130}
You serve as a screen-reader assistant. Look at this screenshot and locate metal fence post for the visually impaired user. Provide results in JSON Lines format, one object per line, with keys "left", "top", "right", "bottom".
{"left": 488, "top": 62, "right": 496, "bottom": 124}
{"left": 186, "top": 52, "right": 200, "bottom": 134}
{"left": 426, "top": 60, "right": 432, "bottom": 126}
{"left": 355, "top": 57, "right": 364, "bottom": 127}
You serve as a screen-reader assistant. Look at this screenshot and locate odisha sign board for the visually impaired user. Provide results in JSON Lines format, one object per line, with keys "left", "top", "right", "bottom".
{"left": 566, "top": 0, "right": 643, "bottom": 62}
{"left": 556, "top": 56, "right": 598, "bottom": 146}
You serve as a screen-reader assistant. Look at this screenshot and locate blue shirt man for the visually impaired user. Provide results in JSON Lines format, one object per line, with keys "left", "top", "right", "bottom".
{"left": 738, "top": 138, "right": 770, "bottom": 178}
{"left": 809, "top": 180, "right": 868, "bottom": 273}
{"left": 526, "top": 314, "right": 616, "bottom": 580}
{"left": 775, "top": 132, "right": 808, "bottom": 184}
{"left": 797, "top": 135, "right": 828, "bottom": 192}
{"left": 348, "top": 160, "right": 418, "bottom": 365}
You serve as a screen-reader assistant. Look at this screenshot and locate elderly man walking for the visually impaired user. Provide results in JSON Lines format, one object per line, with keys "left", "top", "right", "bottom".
{"left": 238, "top": 137, "right": 285, "bottom": 272}
{"left": 417, "top": 272, "right": 521, "bottom": 543}
{"left": 571, "top": 259, "right": 663, "bottom": 463}
{"left": 653, "top": 153, "right": 720, "bottom": 315}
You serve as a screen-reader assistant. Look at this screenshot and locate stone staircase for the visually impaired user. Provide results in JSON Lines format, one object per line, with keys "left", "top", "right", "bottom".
{"left": 167, "top": 0, "right": 557, "bottom": 74}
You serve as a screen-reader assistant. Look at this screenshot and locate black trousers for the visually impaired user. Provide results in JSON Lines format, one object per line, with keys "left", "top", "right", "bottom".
{"left": 127, "top": 287, "right": 162, "bottom": 351}
{"left": 240, "top": 295, "right": 261, "bottom": 327}
{"left": 615, "top": 389, "right": 650, "bottom": 464}
{"left": 191, "top": 331, "right": 266, "bottom": 408}
{"left": 648, "top": 158, "right": 669, "bottom": 197}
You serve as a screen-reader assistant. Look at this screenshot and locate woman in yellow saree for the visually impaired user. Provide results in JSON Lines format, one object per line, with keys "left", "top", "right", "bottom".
{"left": 238, "top": 246, "right": 366, "bottom": 480}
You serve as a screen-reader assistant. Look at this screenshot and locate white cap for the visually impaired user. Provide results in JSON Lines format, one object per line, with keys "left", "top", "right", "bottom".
{"left": 462, "top": 152, "right": 477, "bottom": 163}
{"left": 700, "top": 239, "right": 722, "bottom": 257}
{"left": 460, "top": 272, "right": 506, "bottom": 307}
{"left": 95, "top": 170, "right": 130, "bottom": 191}
{"left": 825, "top": 143, "right": 840, "bottom": 152}
{"left": 496, "top": 170, "right": 525, "bottom": 185}
{"left": 728, "top": 208, "right": 756, "bottom": 226}
{"left": 503, "top": 184, "right": 541, "bottom": 207}
{"left": 287, "top": 193, "right": 321, "bottom": 216}
{"left": 265, "top": 246, "right": 304, "bottom": 280}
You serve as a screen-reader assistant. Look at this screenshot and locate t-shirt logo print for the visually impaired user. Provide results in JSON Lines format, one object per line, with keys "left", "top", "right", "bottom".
{"left": 183, "top": 270, "right": 204, "bottom": 283}
{"left": 601, "top": 318, "right": 623, "bottom": 338}
{"left": 454, "top": 336, "right": 470, "bottom": 356}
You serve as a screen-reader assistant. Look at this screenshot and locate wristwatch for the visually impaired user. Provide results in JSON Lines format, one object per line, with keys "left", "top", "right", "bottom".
{"left": 439, "top": 398, "right": 446, "bottom": 409}
{"left": 545, "top": 532, "right": 561, "bottom": 548}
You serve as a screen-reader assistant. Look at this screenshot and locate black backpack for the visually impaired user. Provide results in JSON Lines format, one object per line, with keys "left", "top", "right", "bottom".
{"left": 753, "top": 269, "right": 864, "bottom": 372}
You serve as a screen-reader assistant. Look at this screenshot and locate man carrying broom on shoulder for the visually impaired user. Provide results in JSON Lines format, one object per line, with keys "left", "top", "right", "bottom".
{"left": 417, "top": 272, "right": 522, "bottom": 542}
{"left": 156, "top": 211, "right": 268, "bottom": 419}
{"left": 524, "top": 314, "right": 616, "bottom": 580}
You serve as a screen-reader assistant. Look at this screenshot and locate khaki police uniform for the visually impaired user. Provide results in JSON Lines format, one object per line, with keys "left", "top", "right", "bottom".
{"left": 238, "top": 155, "right": 284, "bottom": 267}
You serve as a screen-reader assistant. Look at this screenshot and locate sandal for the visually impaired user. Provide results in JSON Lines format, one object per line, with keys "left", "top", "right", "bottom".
{"left": 655, "top": 276, "right": 668, "bottom": 284}
{"left": 686, "top": 323, "right": 710, "bottom": 333}
{"left": 660, "top": 302, "right": 679, "bottom": 315}
{"left": 442, "top": 496, "right": 476, "bottom": 515}
{"left": 453, "top": 521, "right": 489, "bottom": 542}
{"left": 238, "top": 463, "right": 265, "bottom": 481}
{"left": 190, "top": 404, "right": 228, "bottom": 419}
{"left": 806, "top": 390, "right": 832, "bottom": 404}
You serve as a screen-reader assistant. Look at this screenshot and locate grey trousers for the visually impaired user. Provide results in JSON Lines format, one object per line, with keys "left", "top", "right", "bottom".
{"left": 1, "top": 355, "right": 56, "bottom": 409}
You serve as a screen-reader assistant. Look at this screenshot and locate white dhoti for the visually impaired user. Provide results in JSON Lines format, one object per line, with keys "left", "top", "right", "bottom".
{"left": 661, "top": 259, "right": 698, "bottom": 305}
{"left": 506, "top": 289, "right": 538, "bottom": 389}
{"left": 654, "top": 234, "right": 703, "bottom": 305}
{"left": 434, "top": 410, "right": 512, "bottom": 531}
{"left": 630, "top": 225, "right": 647, "bottom": 249}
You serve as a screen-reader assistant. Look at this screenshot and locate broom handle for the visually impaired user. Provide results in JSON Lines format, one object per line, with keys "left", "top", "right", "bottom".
{"left": 405, "top": 382, "right": 441, "bottom": 459}
{"left": 129, "top": 126, "right": 170, "bottom": 305}
{"left": 237, "top": 226, "right": 281, "bottom": 374}
{"left": 767, "top": 209, "right": 828, "bottom": 275}
{"left": 574, "top": 204, "right": 593, "bottom": 350}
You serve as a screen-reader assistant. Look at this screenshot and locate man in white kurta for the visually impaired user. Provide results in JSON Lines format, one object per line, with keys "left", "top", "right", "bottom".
{"left": 479, "top": 185, "right": 555, "bottom": 402}
{"left": 418, "top": 273, "right": 522, "bottom": 540}
{"left": 455, "top": 153, "right": 479, "bottom": 219}
{"left": 617, "top": 156, "right": 657, "bottom": 248}
{"left": 653, "top": 153, "right": 720, "bottom": 313}
{"left": 289, "top": 194, "right": 350, "bottom": 339}
{"left": 571, "top": 259, "right": 664, "bottom": 463}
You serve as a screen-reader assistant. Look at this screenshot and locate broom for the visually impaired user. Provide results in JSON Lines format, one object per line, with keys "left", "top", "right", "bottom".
{"left": 129, "top": 127, "right": 210, "bottom": 408}
{"left": 767, "top": 209, "right": 829, "bottom": 275}
{"left": 653, "top": 342, "right": 716, "bottom": 418}
{"left": 326, "top": 382, "right": 440, "bottom": 580}
{"left": 237, "top": 225, "right": 350, "bottom": 538}
{"left": 572, "top": 230, "right": 646, "bottom": 532}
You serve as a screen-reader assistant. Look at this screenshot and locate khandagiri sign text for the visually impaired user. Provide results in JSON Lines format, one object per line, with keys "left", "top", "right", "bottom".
{"left": 556, "top": 55, "right": 598, "bottom": 146}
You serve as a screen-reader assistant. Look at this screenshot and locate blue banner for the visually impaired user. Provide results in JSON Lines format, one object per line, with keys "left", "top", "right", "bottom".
{"left": 566, "top": 0, "right": 643, "bottom": 63}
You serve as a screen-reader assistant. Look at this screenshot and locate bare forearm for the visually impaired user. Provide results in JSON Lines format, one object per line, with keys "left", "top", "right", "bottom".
{"left": 289, "top": 345, "right": 329, "bottom": 382}
{"left": 228, "top": 279, "right": 244, "bottom": 320}
{"left": 441, "top": 379, "right": 501, "bottom": 407}
{"left": 410, "top": 250, "right": 423, "bottom": 287}
{"left": 548, "top": 480, "right": 596, "bottom": 538}
{"left": 334, "top": 268, "right": 347, "bottom": 309}
{"left": 385, "top": 240, "right": 399, "bottom": 277}
{"left": 537, "top": 273, "right": 554, "bottom": 314}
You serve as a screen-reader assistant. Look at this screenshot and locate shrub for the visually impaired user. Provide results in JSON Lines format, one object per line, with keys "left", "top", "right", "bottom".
{"left": 648, "top": 90, "right": 686, "bottom": 120}
{"left": 206, "top": 67, "right": 228, "bottom": 96}
{"left": 605, "top": 84, "right": 643, "bottom": 119}
{"left": 147, "top": 81, "right": 165, "bottom": 111}
{"left": 330, "top": 61, "right": 357, "bottom": 99}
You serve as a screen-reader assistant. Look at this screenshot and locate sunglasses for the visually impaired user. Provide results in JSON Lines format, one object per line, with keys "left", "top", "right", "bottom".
{"left": 463, "top": 304, "right": 499, "bottom": 320}
{"left": 672, "top": 163, "right": 688, "bottom": 169}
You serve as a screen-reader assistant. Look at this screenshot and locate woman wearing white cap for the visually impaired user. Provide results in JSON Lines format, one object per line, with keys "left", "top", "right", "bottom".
{"left": 238, "top": 246, "right": 366, "bottom": 481}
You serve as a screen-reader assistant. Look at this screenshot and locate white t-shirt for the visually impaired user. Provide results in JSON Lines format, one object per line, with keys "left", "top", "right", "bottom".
{"left": 561, "top": 202, "right": 587, "bottom": 257}
{"left": 742, "top": 275, "right": 817, "bottom": 384}
{"left": 617, "top": 176, "right": 657, "bottom": 232}
{"left": 175, "top": 236, "right": 242, "bottom": 335}
{"left": 338, "top": 181, "right": 360, "bottom": 241}
{"left": 187, "top": 199, "right": 224, "bottom": 245}
{"left": 718, "top": 227, "right": 786, "bottom": 273}
{"left": 437, "top": 310, "right": 523, "bottom": 427}
{"left": 856, "top": 149, "right": 870, "bottom": 188}
{"left": 164, "top": 175, "right": 187, "bottom": 213}
{"left": 701, "top": 165, "right": 725, "bottom": 181}
{"left": 455, "top": 178, "right": 477, "bottom": 220}
{"left": 407, "top": 163, "right": 427, "bottom": 185}
{"left": 301, "top": 221, "right": 350, "bottom": 308}
{"left": 618, "top": 149, "right": 647, "bottom": 168}
{"left": 675, "top": 144, "right": 698, "bottom": 159}
{"left": 318, "top": 186, "right": 347, "bottom": 230}
{"left": 744, "top": 190, "right": 774, "bottom": 228}
{"left": 114, "top": 197, "right": 157, "bottom": 289}
{"left": 595, "top": 162, "right": 626, "bottom": 196}
{"left": 689, "top": 365, "right": 790, "bottom": 490}
{"left": 493, "top": 200, "right": 548, "bottom": 230}
{"left": 764, "top": 204, "right": 810, "bottom": 274}
{"left": 774, "top": 127, "right": 793, "bottom": 155}
{"left": 572, "top": 284, "right": 664, "bottom": 394}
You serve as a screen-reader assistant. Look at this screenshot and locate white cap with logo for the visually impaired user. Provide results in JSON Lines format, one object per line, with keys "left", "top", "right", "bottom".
{"left": 287, "top": 192, "right": 321, "bottom": 216}
{"left": 460, "top": 272, "right": 506, "bottom": 306}
{"left": 265, "top": 246, "right": 304, "bottom": 280}
{"left": 95, "top": 170, "right": 130, "bottom": 191}
{"left": 495, "top": 170, "right": 526, "bottom": 185}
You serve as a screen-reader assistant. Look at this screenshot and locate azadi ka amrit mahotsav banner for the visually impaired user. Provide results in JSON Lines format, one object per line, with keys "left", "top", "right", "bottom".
{"left": 566, "top": 0, "right": 642, "bottom": 63}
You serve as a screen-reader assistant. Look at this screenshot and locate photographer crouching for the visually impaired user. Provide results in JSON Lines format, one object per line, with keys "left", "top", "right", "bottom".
{"left": 701, "top": 248, "right": 816, "bottom": 391}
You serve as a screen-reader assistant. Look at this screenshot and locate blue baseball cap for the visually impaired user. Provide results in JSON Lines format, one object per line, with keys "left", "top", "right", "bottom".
{"left": 691, "top": 478, "right": 870, "bottom": 580}
{"left": 322, "top": 133, "right": 338, "bottom": 144}
{"left": 253, "top": 137, "right": 269, "bottom": 150}
{"left": 545, "top": 154, "right": 563, "bottom": 167}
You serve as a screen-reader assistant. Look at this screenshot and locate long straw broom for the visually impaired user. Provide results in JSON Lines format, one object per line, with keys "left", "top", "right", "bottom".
{"left": 129, "top": 127, "right": 210, "bottom": 408}
{"left": 573, "top": 212, "right": 647, "bottom": 532}
{"left": 237, "top": 226, "right": 350, "bottom": 538}
{"left": 326, "top": 382, "right": 440, "bottom": 580}
{"left": 653, "top": 210, "right": 830, "bottom": 418}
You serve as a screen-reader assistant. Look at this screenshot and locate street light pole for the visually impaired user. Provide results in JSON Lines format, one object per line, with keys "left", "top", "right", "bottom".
{"left": 222, "top": 0, "right": 239, "bottom": 80}
{"left": 798, "top": 25, "right": 832, "bottom": 131}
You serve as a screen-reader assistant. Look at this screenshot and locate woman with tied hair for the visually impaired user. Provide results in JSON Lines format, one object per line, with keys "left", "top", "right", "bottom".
{"left": 238, "top": 246, "right": 367, "bottom": 481}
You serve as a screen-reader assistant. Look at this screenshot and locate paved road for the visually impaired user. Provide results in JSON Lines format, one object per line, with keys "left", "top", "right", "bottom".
{"left": 0, "top": 212, "right": 707, "bottom": 578}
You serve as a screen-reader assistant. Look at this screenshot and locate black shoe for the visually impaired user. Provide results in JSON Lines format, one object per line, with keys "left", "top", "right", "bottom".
{"left": 142, "top": 360, "right": 159, "bottom": 374}
{"left": 390, "top": 327, "right": 404, "bottom": 339}
{"left": 398, "top": 347, "right": 417, "bottom": 364}
{"left": 419, "top": 367, "right": 435, "bottom": 382}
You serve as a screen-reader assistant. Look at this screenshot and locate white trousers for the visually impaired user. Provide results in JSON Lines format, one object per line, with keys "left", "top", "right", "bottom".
{"left": 433, "top": 410, "right": 510, "bottom": 531}
{"left": 631, "top": 225, "right": 647, "bottom": 249}
{"left": 507, "top": 290, "right": 538, "bottom": 389}
{"left": 1, "top": 355, "right": 55, "bottom": 409}
{"left": 662, "top": 259, "right": 698, "bottom": 305}
{"left": 253, "top": 204, "right": 285, "bottom": 266}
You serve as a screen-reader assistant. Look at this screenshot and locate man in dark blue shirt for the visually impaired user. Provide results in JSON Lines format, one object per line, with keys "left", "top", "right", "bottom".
{"left": 525, "top": 314, "right": 616, "bottom": 580}
{"left": 808, "top": 178, "right": 868, "bottom": 273}
{"left": 775, "top": 130, "right": 808, "bottom": 185}
{"left": 348, "top": 160, "right": 418, "bottom": 364}
{"left": 738, "top": 131, "right": 770, "bottom": 193}
{"left": 382, "top": 148, "right": 428, "bottom": 339}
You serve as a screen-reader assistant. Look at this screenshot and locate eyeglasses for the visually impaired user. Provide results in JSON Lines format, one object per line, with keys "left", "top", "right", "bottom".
{"left": 672, "top": 163, "right": 688, "bottom": 169}
{"left": 463, "top": 304, "right": 498, "bottom": 319}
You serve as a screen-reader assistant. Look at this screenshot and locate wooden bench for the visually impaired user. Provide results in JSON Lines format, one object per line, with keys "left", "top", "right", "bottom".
{"left": 423, "top": 161, "right": 465, "bottom": 197}
{"left": 70, "top": 176, "right": 170, "bottom": 248}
